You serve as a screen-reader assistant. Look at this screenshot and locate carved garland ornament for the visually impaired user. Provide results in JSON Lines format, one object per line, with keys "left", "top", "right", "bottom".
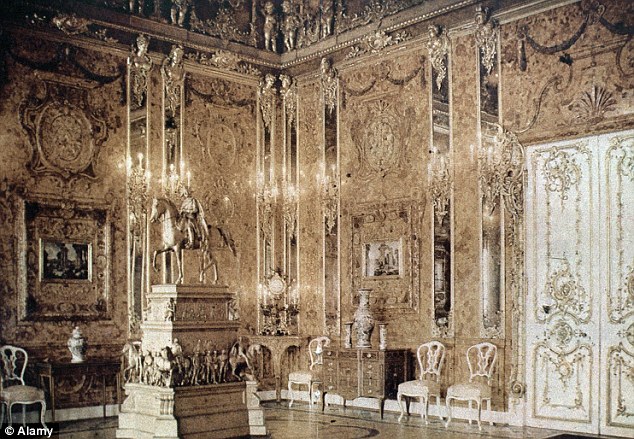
{"left": 280, "top": 74, "right": 297, "bottom": 127}
{"left": 479, "top": 125, "right": 525, "bottom": 219}
{"left": 608, "top": 344, "right": 634, "bottom": 420}
{"left": 161, "top": 45, "right": 185, "bottom": 117}
{"left": 128, "top": 34, "right": 152, "bottom": 110}
{"left": 426, "top": 25, "right": 449, "bottom": 91}
{"left": 258, "top": 74, "right": 276, "bottom": 130}
{"left": 542, "top": 259, "right": 590, "bottom": 323}
{"left": 320, "top": 58, "right": 338, "bottom": 115}
{"left": 474, "top": 8, "right": 497, "bottom": 75}
{"left": 345, "top": 30, "right": 410, "bottom": 59}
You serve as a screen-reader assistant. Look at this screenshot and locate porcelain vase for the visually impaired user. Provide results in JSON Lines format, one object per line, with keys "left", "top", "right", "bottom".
{"left": 354, "top": 288, "right": 374, "bottom": 349}
{"left": 67, "top": 326, "right": 87, "bottom": 363}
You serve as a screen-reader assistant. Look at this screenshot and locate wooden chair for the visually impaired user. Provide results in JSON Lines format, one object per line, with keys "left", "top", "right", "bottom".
{"left": 397, "top": 341, "right": 445, "bottom": 424}
{"left": 0, "top": 345, "right": 47, "bottom": 428}
{"left": 287, "top": 336, "right": 330, "bottom": 408}
{"left": 445, "top": 342, "right": 497, "bottom": 430}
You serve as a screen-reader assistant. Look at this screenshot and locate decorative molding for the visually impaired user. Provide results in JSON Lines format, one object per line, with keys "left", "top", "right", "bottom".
{"left": 161, "top": 45, "right": 185, "bottom": 118}
{"left": 608, "top": 344, "right": 634, "bottom": 423}
{"left": 541, "top": 149, "right": 582, "bottom": 201}
{"left": 258, "top": 74, "right": 277, "bottom": 130}
{"left": 345, "top": 30, "right": 410, "bottom": 60}
{"left": 426, "top": 25, "right": 449, "bottom": 91}
{"left": 190, "top": 5, "right": 257, "bottom": 47}
{"left": 474, "top": 7, "right": 497, "bottom": 75}
{"left": 51, "top": 13, "right": 118, "bottom": 43}
{"left": 128, "top": 34, "right": 152, "bottom": 110}
{"left": 186, "top": 50, "right": 261, "bottom": 77}
{"left": 17, "top": 197, "right": 113, "bottom": 321}
{"left": 351, "top": 200, "right": 422, "bottom": 312}
{"left": 19, "top": 81, "right": 108, "bottom": 184}
{"left": 320, "top": 58, "right": 338, "bottom": 115}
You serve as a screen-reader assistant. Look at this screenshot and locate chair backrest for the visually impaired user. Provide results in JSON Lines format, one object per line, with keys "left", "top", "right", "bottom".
{"left": 0, "top": 345, "right": 28, "bottom": 390}
{"left": 466, "top": 342, "right": 497, "bottom": 385}
{"left": 308, "top": 336, "right": 330, "bottom": 370}
{"left": 416, "top": 341, "right": 446, "bottom": 382}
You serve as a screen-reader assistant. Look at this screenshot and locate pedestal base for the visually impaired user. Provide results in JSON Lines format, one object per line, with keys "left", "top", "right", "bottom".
{"left": 116, "top": 383, "right": 249, "bottom": 439}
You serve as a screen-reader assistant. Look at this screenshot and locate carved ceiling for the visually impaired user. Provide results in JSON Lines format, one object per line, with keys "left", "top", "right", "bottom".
{"left": 0, "top": 0, "right": 484, "bottom": 73}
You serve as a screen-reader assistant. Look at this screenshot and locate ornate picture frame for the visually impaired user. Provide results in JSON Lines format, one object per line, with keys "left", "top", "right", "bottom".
{"left": 351, "top": 201, "right": 421, "bottom": 311}
{"left": 18, "top": 197, "right": 112, "bottom": 321}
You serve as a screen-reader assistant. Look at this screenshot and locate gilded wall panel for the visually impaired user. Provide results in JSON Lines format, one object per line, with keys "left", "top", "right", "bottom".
{"left": 0, "top": 33, "right": 127, "bottom": 361}
{"left": 338, "top": 49, "right": 430, "bottom": 348}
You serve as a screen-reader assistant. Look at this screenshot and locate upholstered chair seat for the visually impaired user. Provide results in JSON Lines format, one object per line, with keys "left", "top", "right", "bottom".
{"left": 397, "top": 341, "right": 446, "bottom": 424}
{"left": 1, "top": 345, "right": 47, "bottom": 429}
{"left": 1, "top": 386, "right": 46, "bottom": 403}
{"left": 288, "top": 336, "right": 330, "bottom": 408}
{"left": 445, "top": 342, "right": 498, "bottom": 431}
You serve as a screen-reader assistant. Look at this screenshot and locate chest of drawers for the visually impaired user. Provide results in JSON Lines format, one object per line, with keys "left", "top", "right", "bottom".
{"left": 321, "top": 348, "right": 409, "bottom": 418}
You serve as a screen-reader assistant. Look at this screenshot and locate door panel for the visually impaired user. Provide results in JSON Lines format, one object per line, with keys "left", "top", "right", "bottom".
{"left": 526, "top": 130, "right": 634, "bottom": 436}
{"left": 600, "top": 131, "right": 634, "bottom": 437}
{"left": 525, "top": 137, "right": 600, "bottom": 433}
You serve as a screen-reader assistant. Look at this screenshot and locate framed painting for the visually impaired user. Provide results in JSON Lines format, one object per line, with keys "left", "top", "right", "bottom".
{"left": 40, "top": 240, "right": 93, "bottom": 282}
{"left": 351, "top": 201, "right": 421, "bottom": 311}
{"left": 18, "top": 197, "right": 112, "bottom": 321}
{"left": 363, "top": 239, "right": 402, "bottom": 278}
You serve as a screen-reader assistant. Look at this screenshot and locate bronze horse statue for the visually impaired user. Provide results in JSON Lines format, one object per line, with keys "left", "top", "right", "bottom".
{"left": 150, "top": 196, "right": 235, "bottom": 284}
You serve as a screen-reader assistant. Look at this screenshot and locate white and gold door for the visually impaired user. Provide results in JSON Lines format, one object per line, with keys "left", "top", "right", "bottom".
{"left": 525, "top": 130, "right": 634, "bottom": 436}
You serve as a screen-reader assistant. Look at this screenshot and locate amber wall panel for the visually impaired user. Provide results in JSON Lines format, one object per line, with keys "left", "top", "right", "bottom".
{"left": 338, "top": 49, "right": 430, "bottom": 348}
{"left": 182, "top": 71, "right": 258, "bottom": 332}
{"left": 0, "top": 35, "right": 128, "bottom": 361}
{"left": 297, "top": 79, "right": 325, "bottom": 336}
{"left": 501, "top": 0, "right": 634, "bottom": 143}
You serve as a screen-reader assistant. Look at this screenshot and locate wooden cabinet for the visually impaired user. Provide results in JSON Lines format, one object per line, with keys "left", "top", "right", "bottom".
{"left": 321, "top": 348, "right": 409, "bottom": 418}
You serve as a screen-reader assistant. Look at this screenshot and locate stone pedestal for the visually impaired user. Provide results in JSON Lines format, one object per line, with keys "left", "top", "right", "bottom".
{"left": 117, "top": 284, "right": 249, "bottom": 439}
{"left": 246, "top": 380, "right": 267, "bottom": 436}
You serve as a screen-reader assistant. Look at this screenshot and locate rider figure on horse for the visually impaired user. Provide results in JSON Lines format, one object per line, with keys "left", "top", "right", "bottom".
{"left": 178, "top": 185, "right": 207, "bottom": 249}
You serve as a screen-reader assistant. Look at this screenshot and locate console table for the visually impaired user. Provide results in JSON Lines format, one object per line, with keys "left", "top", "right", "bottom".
{"left": 35, "top": 359, "right": 121, "bottom": 421}
{"left": 321, "top": 348, "right": 409, "bottom": 418}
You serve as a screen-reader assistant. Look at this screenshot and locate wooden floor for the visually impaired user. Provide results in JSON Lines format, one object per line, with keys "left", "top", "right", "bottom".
{"left": 22, "top": 402, "right": 621, "bottom": 438}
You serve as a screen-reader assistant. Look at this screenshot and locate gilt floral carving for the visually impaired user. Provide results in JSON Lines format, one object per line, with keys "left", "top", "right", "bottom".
{"left": 426, "top": 25, "right": 449, "bottom": 91}
{"left": 320, "top": 58, "right": 338, "bottom": 115}
{"left": 541, "top": 149, "right": 583, "bottom": 200}
{"left": 474, "top": 8, "right": 497, "bottom": 75}
{"left": 128, "top": 34, "right": 152, "bottom": 109}
{"left": 161, "top": 45, "right": 185, "bottom": 117}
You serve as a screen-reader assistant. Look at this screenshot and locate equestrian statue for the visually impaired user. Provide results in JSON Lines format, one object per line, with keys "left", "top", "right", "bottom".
{"left": 150, "top": 185, "right": 236, "bottom": 285}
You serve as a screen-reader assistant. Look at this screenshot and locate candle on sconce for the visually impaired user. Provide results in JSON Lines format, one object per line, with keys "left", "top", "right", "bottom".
{"left": 137, "top": 152, "right": 144, "bottom": 169}
{"left": 187, "top": 171, "right": 191, "bottom": 189}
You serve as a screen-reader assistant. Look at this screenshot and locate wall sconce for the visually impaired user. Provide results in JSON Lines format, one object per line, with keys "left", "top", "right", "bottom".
{"left": 428, "top": 148, "right": 452, "bottom": 224}
{"left": 477, "top": 125, "right": 525, "bottom": 218}
{"left": 126, "top": 153, "right": 151, "bottom": 236}
{"left": 162, "top": 162, "right": 191, "bottom": 199}
{"left": 256, "top": 171, "right": 278, "bottom": 205}
{"left": 317, "top": 165, "right": 339, "bottom": 235}
{"left": 259, "top": 272, "right": 300, "bottom": 336}
{"left": 282, "top": 181, "right": 298, "bottom": 235}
